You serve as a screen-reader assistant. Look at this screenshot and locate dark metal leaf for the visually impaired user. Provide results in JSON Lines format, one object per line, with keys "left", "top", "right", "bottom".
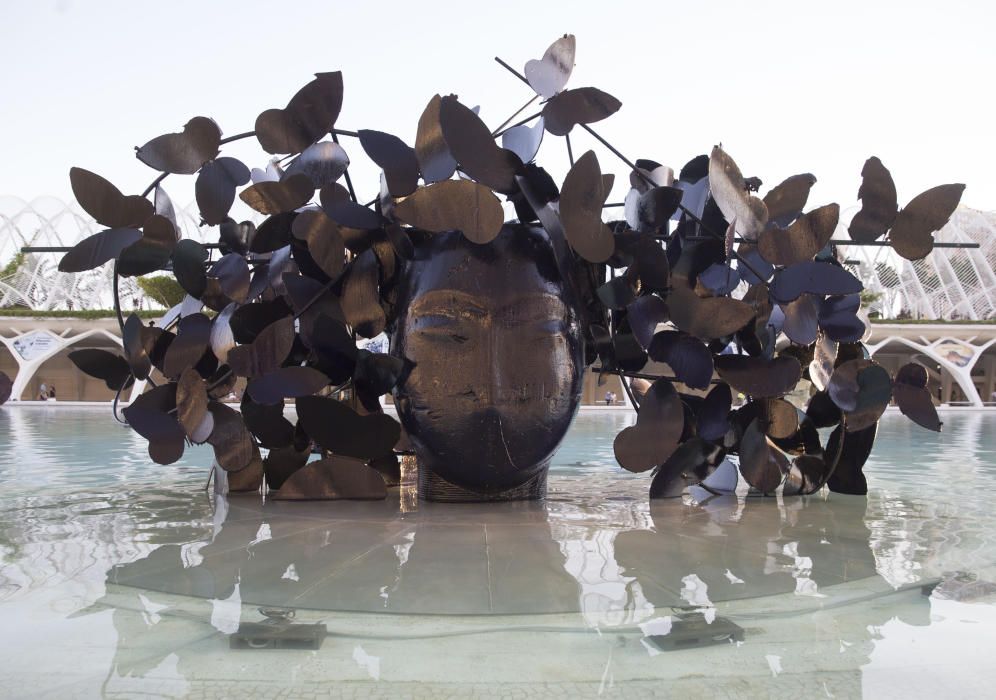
{"left": 69, "top": 167, "right": 153, "bottom": 228}
{"left": 206, "top": 253, "right": 249, "bottom": 303}
{"left": 291, "top": 209, "right": 345, "bottom": 280}
{"left": 818, "top": 294, "right": 865, "bottom": 342}
{"left": 806, "top": 389, "right": 842, "bottom": 428}
{"left": 163, "top": 313, "right": 211, "bottom": 379}
{"left": 627, "top": 235, "right": 670, "bottom": 291}
{"left": 649, "top": 438, "right": 725, "bottom": 498}
{"left": 668, "top": 286, "right": 754, "bottom": 340}
{"left": 230, "top": 298, "right": 292, "bottom": 343}
{"left": 757, "top": 203, "right": 839, "bottom": 266}
{"left": 68, "top": 349, "right": 134, "bottom": 391}
{"left": 415, "top": 94, "right": 457, "bottom": 184}
{"left": 175, "top": 368, "right": 209, "bottom": 440}
{"left": 270, "top": 456, "right": 387, "bottom": 500}
{"left": 648, "top": 331, "right": 714, "bottom": 389}
{"left": 255, "top": 72, "right": 344, "bottom": 155}
{"left": 626, "top": 186, "right": 683, "bottom": 233}
{"left": 525, "top": 34, "right": 575, "bottom": 98}
{"left": 121, "top": 384, "right": 181, "bottom": 461}
{"left": 393, "top": 179, "right": 503, "bottom": 244}
{"left": 227, "top": 316, "right": 294, "bottom": 378}
{"left": 341, "top": 249, "right": 386, "bottom": 338}
{"left": 172, "top": 239, "right": 208, "bottom": 298}
{"left": 196, "top": 157, "right": 251, "bottom": 225}
{"left": 136, "top": 116, "right": 221, "bottom": 174}
{"left": 58, "top": 228, "right": 142, "bottom": 273}
{"left": 358, "top": 129, "right": 419, "bottom": 197}
{"left": 893, "top": 362, "right": 942, "bottom": 432}
{"left": 737, "top": 418, "right": 788, "bottom": 494}
{"left": 219, "top": 220, "right": 254, "bottom": 256}
{"left": 0, "top": 371, "right": 11, "bottom": 405}
{"left": 560, "top": 150, "right": 614, "bottom": 262}
{"left": 825, "top": 423, "right": 876, "bottom": 495}
{"left": 760, "top": 398, "right": 799, "bottom": 439}
{"left": 763, "top": 173, "right": 816, "bottom": 227}
{"left": 848, "top": 157, "right": 897, "bottom": 243}
{"left": 310, "top": 314, "right": 357, "bottom": 383}
{"left": 612, "top": 379, "right": 684, "bottom": 472}
{"left": 116, "top": 215, "right": 177, "bottom": 277}
{"left": 123, "top": 313, "right": 156, "bottom": 380}
{"left": 296, "top": 395, "right": 401, "bottom": 460}
{"left": 770, "top": 261, "right": 863, "bottom": 304}
{"left": 889, "top": 184, "right": 965, "bottom": 261}
{"left": 242, "top": 395, "right": 296, "bottom": 449}
{"left": 714, "top": 354, "right": 802, "bottom": 398}
{"left": 247, "top": 366, "right": 329, "bottom": 405}
{"left": 698, "top": 382, "right": 732, "bottom": 441}
{"left": 698, "top": 262, "right": 741, "bottom": 295}
{"left": 626, "top": 294, "right": 669, "bottom": 349}
{"left": 263, "top": 443, "right": 310, "bottom": 490}
{"left": 285, "top": 141, "right": 349, "bottom": 188}
{"left": 708, "top": 146, "right": 768, "bottom": 239}
{"left": 250, "top": 211, "right": 296, "bottom": 253}
{"left": 322, "top": 198, "right": 384, "bottom": 230}
{"left": 239, "top": 173, "right": 313, "bottom": 215}
{"left": 438, "top": 95, "right": 519, "bottom": 193}
{"left": 596, "top": 276, "right": 635, "bottom": 309}
{"left": 780, "top": 294, "right": 819, "bottom": 345}
{"left": 542, "top": 87, "right": 621, "bottom": 136}
{"left": 206, "top": 401, "right": 254, "bottom": 472}
{"left": 827, "top": 358, "right": 892, "bottom": 431}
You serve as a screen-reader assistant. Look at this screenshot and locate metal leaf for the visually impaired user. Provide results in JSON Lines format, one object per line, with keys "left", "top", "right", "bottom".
{"left": 893, "top": 362, "right": 942, "bottom": 432}
{"left": 525, "top": 34, "right": 576, "bottom": 98}
{"left": 208, "top": 253, "right": 251, "bottom": 303}
{"left": 848, "top": 157, "right": 897, "bottom": 243}
{"left": 227, "top": 316, "right": 294, "bottom": 378}
{"left": 67, "top": 348, "right": 134, "bottom": 391}
{"left": 560, "top": 150, "right": 614, "bottom": 262}
{"left": 172, "top": 239, "right": 209, "bottom": 298}
{"left": 123, "top": 312, "right": 156, "bottom": 380}
{"left": 176, "top": 368, "right": 209, "bottom": 440}
{"left": 647, "top": 331, "right": 714, "bottom": 389}
{"left": 241, "top": 395, "right": 296, "bottom": 449}
{"left": 255, "top": 72, "right": 344, "bottom": 155}
{"left": 667, "top": 286, "right": 754, "bottom": 340}
{"left": 757, "top": 203, "right": 839, "bottom": 267}
{"left": 69, "top": 167, "right": 153, "bottom": 228}
{"left": 542, "top": 87, "right": 621, "bottom": 136}
{"left": 825, "top": 423, "right": 876, "bottom": 495}
{"left": 206, "top": 401, "right": 254, "bottom": 472}
{"left": 116, "top": 214, "right": 177, "bottom": 277}
{"left": 502, "top": 117, "right": 545, "bottom": 163}
{"left": 827, "top": 358, "right": 892, "bottom": 431}
{"left": 121, "top": 385, "right": 184, "bottom": 465}
{"left": 296, "top": 395, "right": 401, "bottom": 460}
{"left": 285, "top": 141, "right": 349, "bottom": 188}
{"left": 415, "top": 94, "right": 457, "bottom": 184}
{"left": 136, "top": 116, "right": 221, "bottom": 174}
{"left": 357, "top": 129, "right": 419, "bottom": 197}
{"left": 698, "top": 262, "right": 741, "bottom": 295}
{"left": 697, "top": 382, "right": 732, "bottom": 441}
{"left": 393, "top": 179, "right": 503, "bottom": 244}
{"left": 439, "top": 96, "right": 519, "bottom": 193}
{"left": 769, "top": 261, "right": 863, "bottom": 304}
{"left": 649, "top": 438, "right": 725, "bottom": 498}
{"left": 708, "top": 146, "right": 768, "bottom": 239}
{"left": 240, "top": 173, "right": 313, "bottom": 215}
{"left": 714, "top": 354, "right": 802, "bottom": 399}
{"left": 163, "top": 313, "right": 211, "bottom": 379}
{"left": 263, "top": 443, "right": 310, "bottom": 489}
{"left": 270, "top": 456, "right": 387, "bottom": 500}
{"left": 58, "top": 227, "right": 142, "bottom": 273}
{"left": 341, "top": 249, "right": 386, "bottom": 338}
{"left": 889, "top": 183, "right": 965, "bottom": 261}
{"left": 626, "top": 294, "right": 669, "bottom": 349}
{"left": 627, "top": 186, "right": 684, "bottom": 233}
{"left": 208, "top": 303, "right": 236, "bottom": 366}
{"left": 196, "top": 157, "right": 251, "bottom": 225}
{"left": 290, "top": 209, "right": 345, "bottom": 280}
{"left": 247, "top": 366, "right": 329, "bottom": 405}
{"left": 612, "top": 379, "right": 684, "bottom": 472}
{"left": 780, "top": 294, "right": 819, "bottom": 345}
{"left": 737, "top": 418, "right": 788, "bottom": 494}
{"left": 763, "top": 173, "right": 817, "bottom": 227}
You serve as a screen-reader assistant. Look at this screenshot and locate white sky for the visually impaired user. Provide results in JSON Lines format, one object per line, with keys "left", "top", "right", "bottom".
{"left": 1, "top": 0, "right": 993, "bottom": 218}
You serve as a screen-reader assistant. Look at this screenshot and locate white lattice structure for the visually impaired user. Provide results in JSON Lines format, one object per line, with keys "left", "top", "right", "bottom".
{"left": 0, "top": 195, "right": 209, "bottom": 311}
{"left": 842, "top": 207, "right": 996, "bottom": 321}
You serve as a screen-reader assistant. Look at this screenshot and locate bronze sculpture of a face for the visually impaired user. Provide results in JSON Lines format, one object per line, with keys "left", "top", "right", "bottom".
{"left": 391, "top": 224, "right": 584, "bottom": 501}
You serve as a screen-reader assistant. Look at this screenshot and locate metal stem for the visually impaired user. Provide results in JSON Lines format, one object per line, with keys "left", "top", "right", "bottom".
{"left": 331, "top": 131, "right": 358, "bottom": 203}
{"left": 491, "top": 94, "right": 540, "bottom": 137}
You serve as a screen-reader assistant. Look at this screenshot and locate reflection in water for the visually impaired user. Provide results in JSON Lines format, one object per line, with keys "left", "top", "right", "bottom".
{"left": 0, "top": 408, "right": 995, "bottom": 695}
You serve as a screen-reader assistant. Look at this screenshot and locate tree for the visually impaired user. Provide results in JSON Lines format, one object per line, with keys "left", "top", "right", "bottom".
{"left": 136, "top": 275, "right": 185, "bottom": 308}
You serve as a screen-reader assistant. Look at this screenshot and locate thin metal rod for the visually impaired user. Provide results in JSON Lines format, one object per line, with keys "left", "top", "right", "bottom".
{"left": 494, "top": 56, "right": 530, "bottom": 86}
{"left": 603, "top": 202, "right": 625, "bottom": 208}
{"left": 219, "top": 130, "right": 256, "bottom": 146}
{"left": 491, "top": 94, "right": 540, "bottom": 137}
{"left": 493, "top": 111, "right": 543, "bottom": 139}
{"left": 332, "top": 128, "right": 359, "bottom": 138}
{"left": 591, "top": 366, "right": 721, "bottom": 385}
{"left": 565, "top": 133, "right": 575, "bottom": 167}
{"left": 331, "top": 131, "right": 358, "bottom": 203}
{"left": 682, "top": 236, "right": 981, "bottom": 250}
{"left": 112, "top": 260, "right": 125, "bottom": 336}
{"left": 140, "top": 173, "right": 168, "bottom": 199}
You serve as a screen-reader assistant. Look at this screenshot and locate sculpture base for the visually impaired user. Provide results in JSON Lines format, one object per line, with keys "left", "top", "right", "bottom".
{"left": 418, "top": 465, "right": 547, "bottom": 502}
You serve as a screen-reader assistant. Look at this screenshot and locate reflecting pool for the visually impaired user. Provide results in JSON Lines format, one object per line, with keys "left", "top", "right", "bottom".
{"left": 0, "top": 407, "right": 994, "bottom": 697}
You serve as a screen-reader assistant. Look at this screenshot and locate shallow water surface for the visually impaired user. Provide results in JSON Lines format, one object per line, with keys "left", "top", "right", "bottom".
{"left": 0, "top": 407, "right": 994, "bottom": 698}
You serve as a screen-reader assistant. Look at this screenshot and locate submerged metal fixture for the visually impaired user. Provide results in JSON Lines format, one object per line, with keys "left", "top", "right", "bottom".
{"left": 45, "top": 34, "right": 965, "bottom": 501}
{"left": 231, "top": 608, "right": 326, "bottom": 650}
{"left": 644, "top": 614, "right": 745, "bottom": 652}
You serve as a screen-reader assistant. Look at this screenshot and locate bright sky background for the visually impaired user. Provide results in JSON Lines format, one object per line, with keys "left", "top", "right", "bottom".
{"left": 1, "top": 0, "right": 993, "bottom": 219}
